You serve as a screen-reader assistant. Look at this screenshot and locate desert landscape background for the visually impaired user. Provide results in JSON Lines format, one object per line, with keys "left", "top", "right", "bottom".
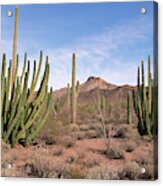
{"left": 1, "top": 3, "right": 158, "bottom": 180}
{"left": 1, "top": 74, "right": 156, "bottom": 179}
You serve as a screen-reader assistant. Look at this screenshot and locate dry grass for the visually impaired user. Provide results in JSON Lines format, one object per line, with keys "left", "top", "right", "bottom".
{"left": 86, "top": 165, "right": 121, "bottom": 180}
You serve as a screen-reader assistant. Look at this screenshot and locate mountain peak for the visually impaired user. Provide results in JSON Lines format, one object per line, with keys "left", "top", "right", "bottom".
{"left": 80, "top": 76, "right": 117, "bottom": 92}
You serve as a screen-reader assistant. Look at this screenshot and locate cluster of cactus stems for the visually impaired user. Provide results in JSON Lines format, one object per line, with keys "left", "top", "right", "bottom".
{"left": 133, "top": 56, "right": 153, "bottom": 137}
{"left": 127, "top": 91, "right": 132, "bottom": 125}
{"left": 1, "top": 6, "right": 52, "bottom": 146}
{"left": 67, "top": 53, "right": 80, "bottom": 124}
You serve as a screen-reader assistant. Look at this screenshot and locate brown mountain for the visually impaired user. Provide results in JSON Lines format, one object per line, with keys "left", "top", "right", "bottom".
{"left": 53, "top": 76, "right": 135, "bottom": 104}
{"left": 79, "top": 76, "right": 117, "bottom": 92}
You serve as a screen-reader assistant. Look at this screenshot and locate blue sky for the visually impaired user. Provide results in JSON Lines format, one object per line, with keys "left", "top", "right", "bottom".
{"left": 1, "top": 2, "right": 154, "bottom": 89}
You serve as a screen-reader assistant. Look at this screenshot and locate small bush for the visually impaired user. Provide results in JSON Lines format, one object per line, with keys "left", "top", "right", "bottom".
{"left": 113, "top": 125, "right": 131, "bottom": 139}
{"left": 119, "top": 161, "right": 140, "bottom": 180}
{"left": 26, "top": 151, "right": 69, "bottom": 178}
{"left": 57, "top": 136, "right": 75, "bottom": 148}
{"left": 134, "top": 150, "right": 153, "bottom": 166}
{"left": 79, "top": 124, "right": 90, "bottom": 131}
{"left": 87, "top": 165, "right": 121, "bottom": 180}
{"left": 123, "top": 141, "right": 137, "bottom": 152}
{"left": 68, "top": 165, "right": 86, "bottom": 179}
{"left": 106, "top": 146, "right": 125, "bottom": 160}
{"left": 52, "top": 145, "right": 64, "bottom": 156}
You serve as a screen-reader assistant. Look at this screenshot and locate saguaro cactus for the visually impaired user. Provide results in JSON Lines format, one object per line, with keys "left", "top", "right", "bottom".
{"left": 1, "top": 6, "right": 52, "bottom": 146}
{"left": 70, "top": 53, "right": 80, "bottom": 124}
{"left": 127, "top": 91, "right": 132, "bottom": 124}
{"left": 133, "top": 56, "right": 153, "bottom": 137}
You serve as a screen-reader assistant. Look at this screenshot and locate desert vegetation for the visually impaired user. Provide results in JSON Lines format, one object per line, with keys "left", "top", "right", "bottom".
{"left": 1, "top": 6, "right": 158, "bottom": 180}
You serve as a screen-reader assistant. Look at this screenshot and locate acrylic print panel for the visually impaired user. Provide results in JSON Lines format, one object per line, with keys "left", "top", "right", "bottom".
{"left": 1, "top": 1, "right": 158, "bottom": 180}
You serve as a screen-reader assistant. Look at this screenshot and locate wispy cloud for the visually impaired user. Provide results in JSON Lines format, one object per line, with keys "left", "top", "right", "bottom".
{"left": 1, "top": 15, "right": 153, "bottom": 90}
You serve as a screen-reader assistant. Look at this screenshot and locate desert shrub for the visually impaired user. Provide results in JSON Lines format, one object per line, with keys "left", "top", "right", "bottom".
{"left": 65, "top": 150, "right": 79, "bottom": 164}
{"left": 113, "top": 124, "right": 132, "bottom": 139}
{"left": 86, "top": 165, "right": 121, "bottom": 180}
{"left": 123, "top": 141, "right": 137, "bottom": 152}
{"left": 56, "top": 135, "right": 75, "bottom": 148}
{"left": 73, "top": 131, "right": 85, "bottom": 140}
{"left": 138, "top": 164, "right": 155, "bottom": 180}
{"left": 84, "top": 130, "right": 100, "bottom": 139}
{"left": 39, "top": 120, "right": 70, "bottom": 144}
{"left": 1, "top": 141, "right": 11, "bottom": 152}
{"left": 69, "top": 124, "right": 79, "bottom": 132}
{"left": 1, "top": 144, "right": 25, "bottom": 177}
{"left": 79, "top": 124, "right": 90, "bottom": 131}
{"left": 26, "top": 150, "right": 69, "bottom": 178}
{"left": 68, "top": 165, "right": 86, "bottom": 179}
{"left": 76, "top": 151, "right": 102, "bottom": 168}
{"left": 52, "top": 145, "right": 64, "bottom": 156}
{"left": 134, "top": 150, "right": 153, "bottom": 166}
{"left": 78, "top": 104, "right": 96, "bottom": 116}
{"left": 2, "top": 165, "right": 25, "bottom": 177}
{"left": 105, "top": 146, "right": 125, "bottom": 160}
{"left": 119, "top": 161, "right": 140, "bottom": 180}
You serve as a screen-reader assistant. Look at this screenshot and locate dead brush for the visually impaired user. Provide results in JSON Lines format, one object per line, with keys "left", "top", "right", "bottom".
{"left": 26, "top": 150, "right": 69, "bottom": 178}
{"left": 93, "top": 94, "right": 113, "bottom": 155}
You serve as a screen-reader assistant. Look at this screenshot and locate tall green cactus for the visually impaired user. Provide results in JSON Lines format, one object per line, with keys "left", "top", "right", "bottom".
{"left": 12, "top": 6, "right": 18, "bottom": 88}
{"left": 133, "top": 56, "right": 153, "bottom": 137}
{"left": 97, "top": 93, "right": 106, "bottom": 114}
{"left": 67, "top": 83, "right": 70, "bottom": 109}
{"left": 70, "top": 53, "right": 80, "bottom": 124}
{"left": 127, "top": 91, "right": 132, "bottom": 125}
{"left": 1, "top": 6, "right": 52, "bottom": 146}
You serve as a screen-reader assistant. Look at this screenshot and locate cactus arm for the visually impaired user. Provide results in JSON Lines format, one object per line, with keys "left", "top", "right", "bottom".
{"left": 11, "top": 6, "right": 18, "bottom": 87}
{"left": 25, "top": 88, "right": 52, "bottom": 146}
{"left": 19, "top": 53, "right": 27, "bottom": 91}
{"left": 76, "top": 80, "right": 80, "bottom": 96}
{"left": 4, "top": 64, "right": 11, "bottom": 125}
{"left": 67, "top": 83, "right": 70, "bottom": 109}
{"left": 28, "top": 51, "right": 43, "bottom": 99}
{"left": 127, "top": 91, "right": 132, "bottom": 124}
{"left": 71, "top": 53, "right": 76, "bottom": 124}
{"left": 30, "top": 60, "right": 36, "bottom": 91}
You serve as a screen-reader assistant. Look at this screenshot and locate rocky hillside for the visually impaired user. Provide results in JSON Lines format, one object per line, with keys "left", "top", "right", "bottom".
{"left": 53, "top": 76, "right": 135, "bottom": 104}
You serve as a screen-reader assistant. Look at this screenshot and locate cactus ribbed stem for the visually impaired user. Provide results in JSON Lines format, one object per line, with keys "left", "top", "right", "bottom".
{"left": 12, "top": 6, "right": 18, "bottom": 87}
{"left": 71, "top": 53, "right": 76, "bottom": 124}
{"left": 1, "top": 7, "right": 52, "bottom": 146}
{"left": 127, "top": 91, "right": 132, "bottom": 124}
{"left": 133, "top": 57, "right": 153, "bottom": 137}
{"left": 67, "top": 83, "right": 70, "bottom": 109}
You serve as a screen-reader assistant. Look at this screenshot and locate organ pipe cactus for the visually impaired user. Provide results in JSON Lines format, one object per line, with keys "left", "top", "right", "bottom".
{"left": 127, "top": 91, "right": 132, "bottom": 125}
{"left": 1, "top": 6, "right": 52, "bottom": 146}
{"left": 133, "top": 57, "right": 153, "bottom": 137}
{"left": 98, "top": 94, "right": 106, "bottom": 113}
{"left": 70, "top": 53, "right": 80, "bottom": 124}
{"left": 67, "top": 83, "right": 70, "bottom": 109}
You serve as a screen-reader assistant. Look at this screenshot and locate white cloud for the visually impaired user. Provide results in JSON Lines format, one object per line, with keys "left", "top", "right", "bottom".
{"left": 1, "top": 16, "right": 153, "bottom": 90}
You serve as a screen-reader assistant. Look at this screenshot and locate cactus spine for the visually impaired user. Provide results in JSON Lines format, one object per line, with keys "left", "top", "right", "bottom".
{"left": 133, "top": 57, "right": 153, "bottom": 137}
{"left": 1, "top": 6, "right": 52, "bottom": 146}
{"left": 127, "top": 91, "right": 132, "bottom": 124}
{"left": 70, "top": 53, "right": 80, "bottom": 124}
